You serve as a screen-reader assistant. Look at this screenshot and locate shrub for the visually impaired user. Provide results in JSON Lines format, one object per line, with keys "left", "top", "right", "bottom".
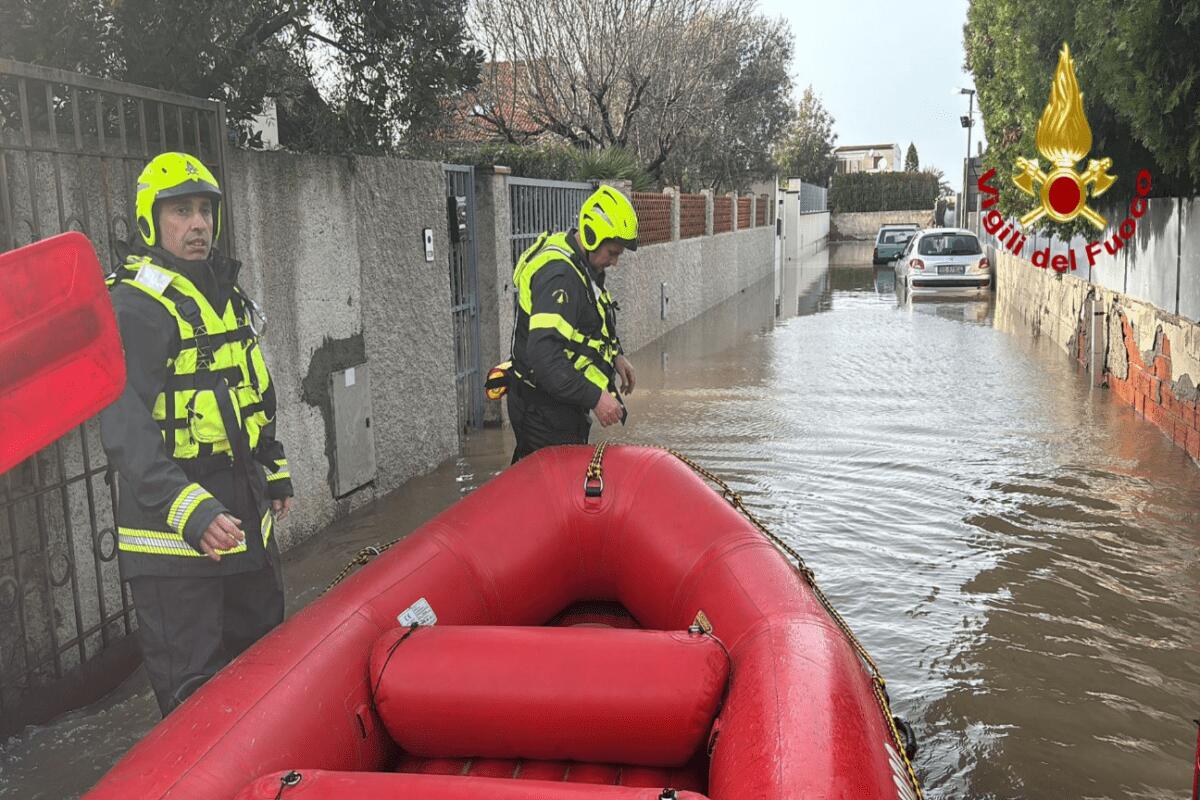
{"left": 829, "top": 171, "right": 939, "bottom": 213}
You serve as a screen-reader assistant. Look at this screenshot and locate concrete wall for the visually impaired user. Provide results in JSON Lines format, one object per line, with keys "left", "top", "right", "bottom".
{"left": 607, "top": 226, "right": 775, "bottom": 354}
{"left": 994, "top": 249, "right": 1200, "bottom": 463}
{"left": 227, "top": 150, "right": 459, "bottom": 549}
{"left": 831, "top": 209, "right": 934, "bottom": 240}
{"left": 987, "top": 197, "right": 1200, "bottom": 322}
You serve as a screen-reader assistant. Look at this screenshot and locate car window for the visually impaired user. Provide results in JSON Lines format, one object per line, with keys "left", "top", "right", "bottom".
{"left": 878, "top": 226, "right": 914, "bottom": 243}
{"left": 918, "top": 234, "right": 981, "bottom": 256}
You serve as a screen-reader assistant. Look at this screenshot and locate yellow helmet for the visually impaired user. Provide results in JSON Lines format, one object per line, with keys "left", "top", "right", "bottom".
{"left": 578, "top": 185, "right": 638, "bottom": 252}
{"left": 135, "top": 152, "right": 222, "bottom": 248}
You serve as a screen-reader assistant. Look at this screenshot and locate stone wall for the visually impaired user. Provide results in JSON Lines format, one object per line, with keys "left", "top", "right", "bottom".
{"left": 831, "top": 209, "right": 934, "bottom": 240}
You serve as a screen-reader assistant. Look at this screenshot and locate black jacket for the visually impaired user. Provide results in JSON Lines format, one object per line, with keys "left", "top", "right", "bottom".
{"left": 512, "top": 231, "right": 621, "bottom": 411}
{"left": 100, "top": 246, "right": 291, "bottom": 578}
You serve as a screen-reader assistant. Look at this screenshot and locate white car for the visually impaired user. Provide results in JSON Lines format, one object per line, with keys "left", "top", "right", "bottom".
{"left": 893, "top": 228, "right": 990, "bottom": 294}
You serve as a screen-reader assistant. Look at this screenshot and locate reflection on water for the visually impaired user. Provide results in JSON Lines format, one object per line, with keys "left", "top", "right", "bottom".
{"left": 3, "top": 243, "right": 1198, "bottom": 800}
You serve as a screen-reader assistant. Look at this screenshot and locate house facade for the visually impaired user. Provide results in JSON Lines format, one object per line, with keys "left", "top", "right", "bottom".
{"left": 834, "top": 143, "right": 902, "bottom": 174}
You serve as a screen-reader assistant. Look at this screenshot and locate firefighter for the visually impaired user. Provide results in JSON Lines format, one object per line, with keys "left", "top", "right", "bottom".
{"left": 502, "top": 184, "right": 638, "bottom": 463}
{"left": 99, "top": 152, "right": 292, "bottom": 716}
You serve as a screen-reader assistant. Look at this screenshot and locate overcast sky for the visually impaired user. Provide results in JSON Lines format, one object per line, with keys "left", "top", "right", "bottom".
{"left": 758, "top": 0, "right": 987, "bottom": 184}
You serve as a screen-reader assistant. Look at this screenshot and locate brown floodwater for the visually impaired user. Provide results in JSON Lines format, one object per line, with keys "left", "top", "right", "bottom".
{"left": 2, "top": 244, "right": 1198, "bottom": 799}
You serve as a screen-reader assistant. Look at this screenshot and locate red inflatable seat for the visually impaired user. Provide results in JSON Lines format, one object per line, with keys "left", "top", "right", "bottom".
{"left": 235, "top": 770, "right": 710, "bottom": 799}
{"left": 369, "top": 625, "right": 729, "bottom": 768}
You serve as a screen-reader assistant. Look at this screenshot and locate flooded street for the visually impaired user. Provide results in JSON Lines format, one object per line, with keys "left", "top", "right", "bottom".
{"left": 3, "top": 244, "right": 1199, "bottom": 799}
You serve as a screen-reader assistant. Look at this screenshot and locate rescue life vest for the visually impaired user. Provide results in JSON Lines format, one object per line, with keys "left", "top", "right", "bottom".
{"left": 107, "top": 254, "right": 283, "bottom": 558}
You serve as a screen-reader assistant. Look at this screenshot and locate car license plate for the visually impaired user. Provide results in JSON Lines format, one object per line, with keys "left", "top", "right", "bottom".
{"left": 938, "top": 265, "right": 965, "bottom": 275}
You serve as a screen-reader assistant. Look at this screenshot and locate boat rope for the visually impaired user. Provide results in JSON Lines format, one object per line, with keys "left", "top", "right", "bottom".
{"left": 325, "top": 543, "right": 399, "bottom": 593}
{"left": 585, "top": 442, "right": 924, "bottom": 800}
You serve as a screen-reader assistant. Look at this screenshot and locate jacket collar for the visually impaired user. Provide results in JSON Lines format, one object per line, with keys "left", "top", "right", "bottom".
{"left": 566, "top": 229, "right": 605, "bottom": 289}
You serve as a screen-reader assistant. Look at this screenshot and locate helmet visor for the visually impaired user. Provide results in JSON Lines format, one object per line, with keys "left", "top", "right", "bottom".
{"left": 154, "top": 180, "right": 221, "bottom": 202}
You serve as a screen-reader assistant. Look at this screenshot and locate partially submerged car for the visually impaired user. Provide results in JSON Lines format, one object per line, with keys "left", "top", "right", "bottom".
{"left": 893, "top": 228, "right": 990, "bottom": 294}
{"left": 872, "top": 224, "right": 919, "bottom": 264}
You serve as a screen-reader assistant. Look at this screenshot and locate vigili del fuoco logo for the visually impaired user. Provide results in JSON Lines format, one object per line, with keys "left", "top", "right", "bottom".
{"left": 977, "top": 43, "right": 1153, "bottom": 273}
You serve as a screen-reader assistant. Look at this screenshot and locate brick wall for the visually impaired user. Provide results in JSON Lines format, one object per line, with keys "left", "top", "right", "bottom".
{"left": 632, "top": 192, "right": 672, "bottom": 246}
{"left": 680, "top": 194, "right": 706, "bottom": 239}
{"left": 714, "top": 196, "right": 733, "bottom": 234}
{"left": 737, "top": 196, "right": 752, "bottom": 230}
{"left": 1085, "top": 313, "right": 1200, "bottom": 459}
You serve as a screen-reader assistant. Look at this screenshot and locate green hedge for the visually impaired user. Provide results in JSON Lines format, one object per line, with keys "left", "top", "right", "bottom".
{"left": 829, "top": 171, "right": 939, "bottom": 213}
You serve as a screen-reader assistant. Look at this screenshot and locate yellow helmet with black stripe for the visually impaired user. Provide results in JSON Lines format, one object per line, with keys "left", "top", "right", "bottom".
{"left": 578, "top": 185, "right": 638, "bottom": 252}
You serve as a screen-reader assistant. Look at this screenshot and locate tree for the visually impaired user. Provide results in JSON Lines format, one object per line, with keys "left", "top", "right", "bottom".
{"left": 905, "top": 142, "right": 919, "bottom": 172}
{"left": 964, "top": 0, "right": 1200, "bottom": 239}
{"left": 470, "top": 0, "right": 766, "bottom": 180}
{"left": 659, "top": 15, "right": 794, "bottom": 191}
{"left": 774, "top": 86, "right": 837, "bottom": 186}
{"left": 0, "top": 0, "right": 482, "bottom": 153}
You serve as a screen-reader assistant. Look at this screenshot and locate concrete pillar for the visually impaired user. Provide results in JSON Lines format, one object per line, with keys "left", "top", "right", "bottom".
{"left": 606, "top": 178, "right": 634, "bottom": 199}
{"left": 473, "top": 165, "right": 512, "bottom": 426}
{"left": 730, "top": 191, "right": 739, "bottom": 230}
{"left": 750, "top": 193, "right": 757, "bottom": 227}
{"left": 664, "top": 187, "right": 680, "bottom": 242}
{"left": 702, "top": 189, "right": 714, "bottom": 236}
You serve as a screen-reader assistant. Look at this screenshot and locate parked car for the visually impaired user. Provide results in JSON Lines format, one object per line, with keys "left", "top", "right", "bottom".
{"left": 873, "top": 224, "right": 920, "bottom": 264}
{"left": 893, "top": 228, "right": 990, "bottom": 294}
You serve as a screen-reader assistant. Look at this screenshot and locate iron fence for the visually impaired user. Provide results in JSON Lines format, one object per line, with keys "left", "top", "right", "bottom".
{"left": 0, "top": 58, "right": 231, "bottom": 736}
{"left": 444, "top": 165, "right": 483, "bottom": 433}
{"left": 508, "top": 176, "right": 594, "bottom": 269}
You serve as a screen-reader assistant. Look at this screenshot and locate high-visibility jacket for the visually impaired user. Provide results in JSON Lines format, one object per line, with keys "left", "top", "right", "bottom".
{"left": 101, "top": 250, "right": 290, "bottom": 578}
{"left": 510, "top": 231, "right": 622, "bottom": 410}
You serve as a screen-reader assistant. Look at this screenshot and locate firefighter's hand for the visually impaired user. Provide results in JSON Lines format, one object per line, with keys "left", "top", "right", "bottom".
{"left": 199, "top": 514, "right": 244, "bottom": 562}
{"left": 272, "top": 497, "right": 293, "bottom": 521}
{"left": 593, "top": 391, "right": 623, "bottom": 427}
{"left": 615, "top": 355, "right": 636, "bottom": 396}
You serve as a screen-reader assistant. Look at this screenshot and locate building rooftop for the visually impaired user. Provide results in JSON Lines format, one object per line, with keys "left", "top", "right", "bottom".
{"left": 834, "top": 143, "right": 899, "bottom": 153}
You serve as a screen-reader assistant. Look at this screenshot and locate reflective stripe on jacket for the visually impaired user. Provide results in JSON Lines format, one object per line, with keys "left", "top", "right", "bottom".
{"left": 511, "top": 231, "right": 621, "bottom": 407}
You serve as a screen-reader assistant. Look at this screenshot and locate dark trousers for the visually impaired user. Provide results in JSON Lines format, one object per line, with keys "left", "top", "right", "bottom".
{"left": 129, "top": 565, "right": 284, "bottom": 716}
{"left": 508, "top": 384, "right": 591, "bottom": 464}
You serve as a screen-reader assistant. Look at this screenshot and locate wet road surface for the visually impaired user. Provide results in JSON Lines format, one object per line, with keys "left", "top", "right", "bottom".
{"left": 2, "top": 244, "right": 1198, "bottom": 799}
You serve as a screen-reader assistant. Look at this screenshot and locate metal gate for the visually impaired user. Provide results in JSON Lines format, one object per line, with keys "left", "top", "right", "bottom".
{"left": 508, "top": 176, "right": 594, "bottom": 269}
{"left": 443, "top": 164, "right": 483, "bottom": 433}
{"left": 0, "top": 58, "right": 232, "bottom": 736}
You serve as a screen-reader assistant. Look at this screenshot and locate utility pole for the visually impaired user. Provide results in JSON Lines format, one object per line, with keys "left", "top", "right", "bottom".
{"left": 958, "top": 87, "right": 975, "bottom": 229}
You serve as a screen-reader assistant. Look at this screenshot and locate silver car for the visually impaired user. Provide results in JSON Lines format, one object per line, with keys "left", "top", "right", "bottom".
{"left": 893, "top": 228, "right": 990, "bottom": 294}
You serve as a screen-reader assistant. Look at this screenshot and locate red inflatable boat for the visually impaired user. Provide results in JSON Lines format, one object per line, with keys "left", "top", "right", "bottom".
{"left": 85, "top": 444, "right": 922, "bottom": 799}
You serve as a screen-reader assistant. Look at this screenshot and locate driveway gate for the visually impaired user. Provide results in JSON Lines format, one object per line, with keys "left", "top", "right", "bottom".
{"left": 0, "top": 58, "right": 232, "bottom": 736}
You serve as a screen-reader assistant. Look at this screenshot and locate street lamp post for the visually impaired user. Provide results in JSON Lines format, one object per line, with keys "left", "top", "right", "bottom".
{"left": 958, "top": 87, "right": 975, "bottom": 228}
